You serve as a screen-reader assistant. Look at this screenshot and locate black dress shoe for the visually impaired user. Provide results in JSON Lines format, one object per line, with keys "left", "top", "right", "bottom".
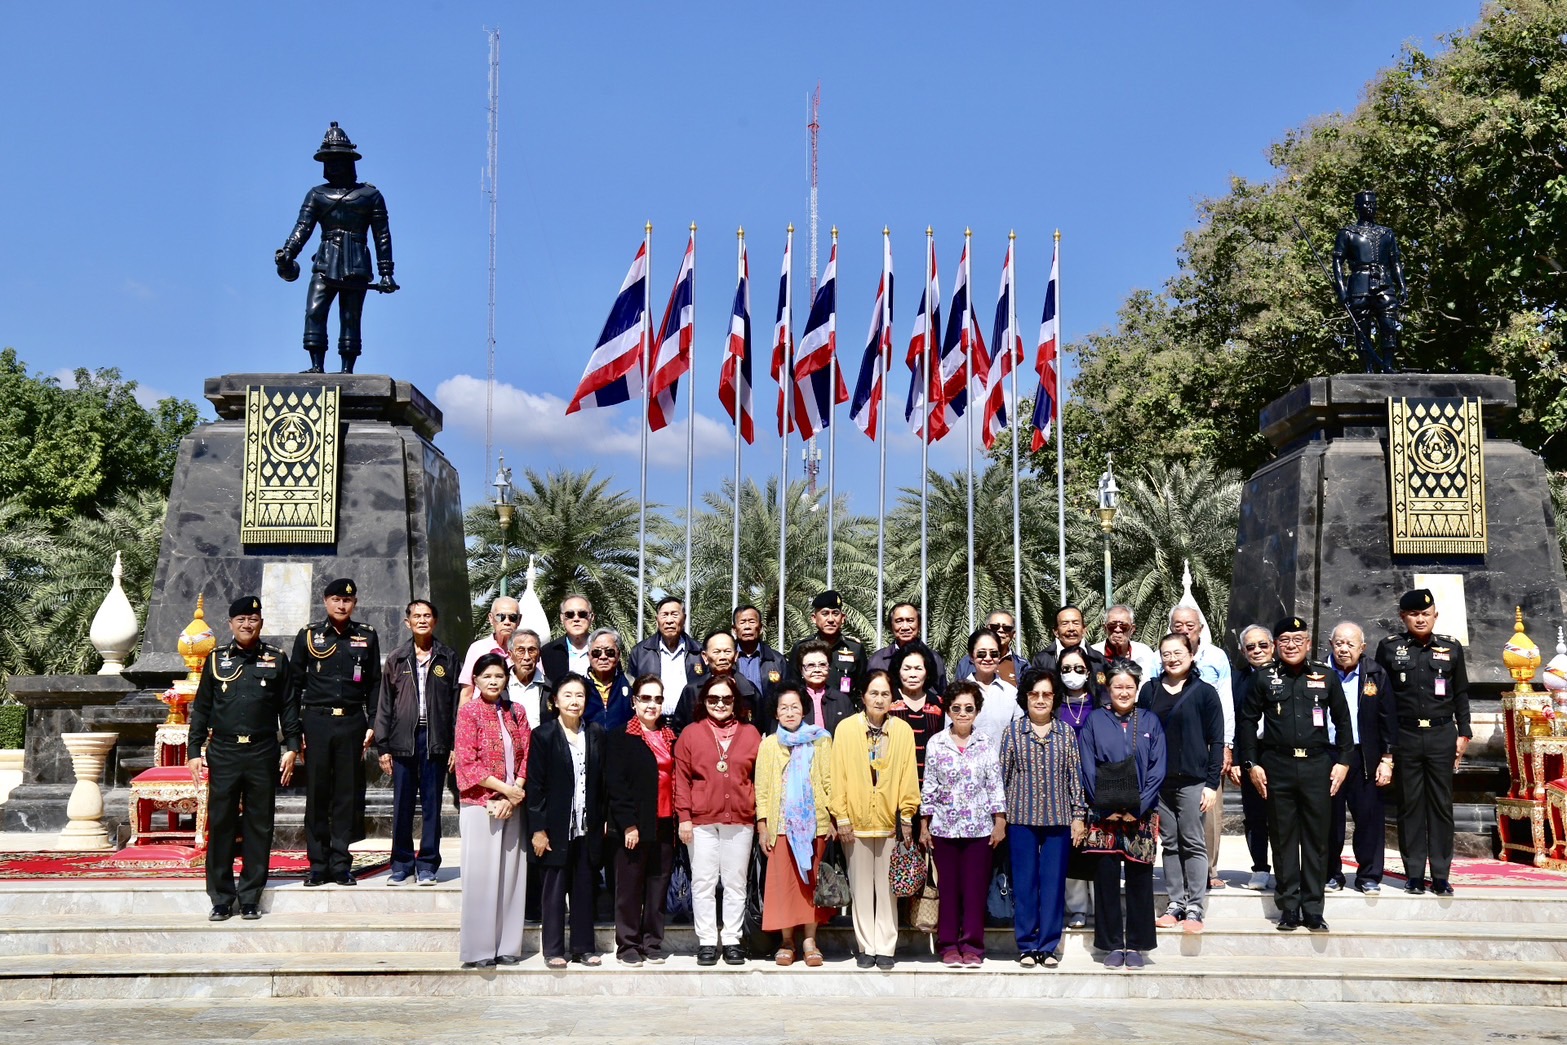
{"left": 495, "top": 955, "right": 522, "bottom": 966}
{"left": 208, "top": 904, "right": 233, "bottom": 922}
{"left": 696, "top": 946, "right": 718, "bottom": 967}
{"left": 461, "top": 958, "right": 497, "bottom": 969}
{"left": 1404, "top": 878, "right": 1427, "bottom": 895}
{"left": 1275, "top": 910, "right": 1301, "bottom": 931}
{"left": 302, "top": 874, "right": 327, "bottom": 887}
{"left": 855, "top": 953, "right": 876, "bottom": 969}
{"left": 333, "top": 873, "right": 358, "bottom": 887}
{"left": 240, "top": 904, "right": 261, "bottom": 920}
{"left": 722, "top": 945, "right": 746, "bottom": 966}
{"left": 1431, "top": 879, "right": 1454, "bottom": 897}
{"left": 1303, "top": 915, "right": 1330, "bottom": 932}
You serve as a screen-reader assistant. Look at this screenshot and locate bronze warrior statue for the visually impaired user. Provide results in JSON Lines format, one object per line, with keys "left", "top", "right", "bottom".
{"left": 276, "top": 122, "right": 398, "bottom": 374}
{"left": 1332, "top": 190, "right": 1406, "bottom": 373}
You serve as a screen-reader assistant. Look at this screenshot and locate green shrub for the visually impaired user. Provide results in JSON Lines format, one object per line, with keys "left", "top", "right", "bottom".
{"left": 0, "top": 702, "right": 25, "bottom": 749}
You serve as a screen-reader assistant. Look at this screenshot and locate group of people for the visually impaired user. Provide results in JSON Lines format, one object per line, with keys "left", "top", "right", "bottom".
{"left": 185, "top": 579, "right": 1471, "bottom": 973}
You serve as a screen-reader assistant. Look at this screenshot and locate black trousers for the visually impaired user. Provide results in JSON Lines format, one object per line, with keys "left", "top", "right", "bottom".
{"left": 389, "top": 724, "right": 444, "bottom": 876}
{"left": 205, "top": 738, "right": 278, "bottom": 907}
{"left": 1092, "top": 851, "right": 1156, "bottom": 953}
{"left": 1396, "top": 724, "right": 1458, "bottom": 882}
{"left": 1240, "top": 771, "right": 1271, "bottom": 873}
{"left": 303, "top": 273, "right": 367, "bottom": 352}
{"left": 302, "top": 708, "right": 367, "bottom": 877}
{"left": 540, "top": 837, "right": 597, "bottom": 959}
{"left": 1329, "top": 745, "right": 1387, "bottom": 885}
{"left": 1262, "top": 750, "right": 1332, "bottom": 918}
{"left": 614, "top": 818, "right": 675, "bottom": 960}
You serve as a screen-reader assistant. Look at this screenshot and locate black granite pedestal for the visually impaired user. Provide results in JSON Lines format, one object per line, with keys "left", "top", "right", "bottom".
{"left": 1224, "top": 374, "right": 1567, "bottom": 688}
{"left": 126, "top": 373, "right": 471, "bottom": 682}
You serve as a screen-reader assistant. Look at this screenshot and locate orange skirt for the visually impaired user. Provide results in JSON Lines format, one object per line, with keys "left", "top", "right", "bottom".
{"left": 762, "top": 834, "right": 833, "bottom": 930}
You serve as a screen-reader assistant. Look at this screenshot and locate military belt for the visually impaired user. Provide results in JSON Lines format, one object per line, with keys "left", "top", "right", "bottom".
{"left": 212, "top": 732, "right": 272, "bottom": 745}
{"left": 1400, "top": 716, "right": 1452, "bottom": 730}
{"left": 1261, "top": 745, "right": 1330, "bottom": 759}
{"left": 306, "top": 705, "right": 363, "bottom": 717}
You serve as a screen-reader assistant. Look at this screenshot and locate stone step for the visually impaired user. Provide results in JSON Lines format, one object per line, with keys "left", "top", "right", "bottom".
{"left": 0, "top": 950, "right": 1561, "bottom": 1005}
{"left": 2, "top": 914, "right": 1564, "bottom": 963}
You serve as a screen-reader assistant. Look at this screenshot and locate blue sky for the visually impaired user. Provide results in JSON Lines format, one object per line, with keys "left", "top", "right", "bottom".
{"left": 0, "top": 1, "right": 1483, "bottom": 519}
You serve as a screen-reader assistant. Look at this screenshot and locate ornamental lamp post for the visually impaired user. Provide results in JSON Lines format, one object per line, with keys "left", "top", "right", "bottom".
{"left": 493, "top": 456, "right": 514, "bottom": 598}
{"left": 1097, "top": 456, "right": 1119, "bottom": 611}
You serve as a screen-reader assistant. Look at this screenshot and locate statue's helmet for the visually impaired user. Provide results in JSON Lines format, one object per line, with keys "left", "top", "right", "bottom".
{"left": 313, "top": 122, "right": 362, "bottom": 162}
{"left": 1354, "top": 190, "right": 1377, "bottom": 213}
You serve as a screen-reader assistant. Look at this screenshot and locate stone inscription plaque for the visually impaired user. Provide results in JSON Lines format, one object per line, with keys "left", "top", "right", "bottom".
{"left": 1388, "top": 396, "right": 1487, "bottom": 556}
{"left": 261, "top": 563, "right": 314, "bottom": 637}
{"left": 241, "top": 386, "right": 341, "bottom": 545}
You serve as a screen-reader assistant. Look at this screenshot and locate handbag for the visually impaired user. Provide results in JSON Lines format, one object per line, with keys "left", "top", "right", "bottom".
{"left": 888, "top": 818, "right": 927, "bottom": 899}
{"left": 1081, "top": 809, "right": 1161, "bottom": 865}
{"left": 814, "top": 839, "right": 853, "bottom": 909}
{"left": 986, "top": 868, "right": 1015, "bottom": 922}
{"left": 666, "top": 842, "right": 693, "bottom": 922}
{"left": 1092, "top": 710, "right": 1142, "bottom": 814}
{"left": 911, "top": 855, "right": 940, "bottom": 934}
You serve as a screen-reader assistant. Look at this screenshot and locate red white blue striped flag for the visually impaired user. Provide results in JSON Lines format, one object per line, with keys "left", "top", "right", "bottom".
{"left": 648, "top": 233, "right": 695, "bottom": 432}
{"left": 567, "top": 240, "right": 648, "bottom": 414}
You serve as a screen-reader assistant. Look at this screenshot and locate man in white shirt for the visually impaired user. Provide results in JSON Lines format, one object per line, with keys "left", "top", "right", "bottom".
{"left": 628, "top": 596, "right": 702, "bottom": 701}
{"left": 458, "top": 596, "right": 520, "bottom": 703}
{"left": 1099, "top": 604, "right": 1159, "bottom": 681}
{"left": 506, "top": 629, "right": 553, "bottom": 730}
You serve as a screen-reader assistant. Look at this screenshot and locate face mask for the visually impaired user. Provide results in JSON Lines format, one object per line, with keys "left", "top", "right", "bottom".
{"left": 1060, "top": 668, "right": 1089, "bottom": 688}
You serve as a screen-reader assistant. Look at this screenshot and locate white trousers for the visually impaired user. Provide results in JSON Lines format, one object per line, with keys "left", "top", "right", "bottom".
{"left": 690, "top": 823, "right": 754, "bottom": 946}
{"left": 458, "top": 804, "right": 526, "bottom": 964}
{"left": 847, "top": 834, "right": 898, "bottom": 957}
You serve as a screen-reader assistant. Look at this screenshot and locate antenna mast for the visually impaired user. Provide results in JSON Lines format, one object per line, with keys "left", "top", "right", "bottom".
{"left": 483, "top": 27, "right": 500, "bottom": 480}
{"left": 804, "top": 83, "right": 821, "bottom": 496}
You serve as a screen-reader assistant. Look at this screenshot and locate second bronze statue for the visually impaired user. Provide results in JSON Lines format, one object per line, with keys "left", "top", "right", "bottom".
{"left": 276, "top": 122, "right": 398, "bottom": 374}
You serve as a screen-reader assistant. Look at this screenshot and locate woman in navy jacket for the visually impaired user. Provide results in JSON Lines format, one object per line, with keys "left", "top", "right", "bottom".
{"left": 1078, "top": 659, "right": 1166, "bottom": 969}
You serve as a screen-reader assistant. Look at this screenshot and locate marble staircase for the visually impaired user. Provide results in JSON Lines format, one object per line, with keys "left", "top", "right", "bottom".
{"left": 1, "top": 876, "right": 1564, "bottom": 1004}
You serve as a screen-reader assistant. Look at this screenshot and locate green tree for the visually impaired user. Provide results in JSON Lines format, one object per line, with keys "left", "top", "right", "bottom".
{"left": 0, "top": 497, "right": 52, "bottom": 680}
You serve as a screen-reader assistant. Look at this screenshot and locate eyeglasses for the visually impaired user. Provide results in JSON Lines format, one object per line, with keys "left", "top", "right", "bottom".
{"left": 948, "top": 704, "right": 977, "bottom": 714}
{"left": 1243, "top": 641, "right": 1272, "bottom": 652}
{"left": 562, "top": 609, "right": 591, "bottom": 620}
{"left": 590, "top": 647, "right": 618, "bottom": 658}
{"left": 989, "top": 623, "right": 1015, "bottom": 633}
{"left": 802, "top": 660, "right": 829, "bottom": 672}
{"left": 1159, "top": 650, "right": 1187, "bottom": 660}
{"left": 512, "top": 646, "right": 540, "bottom": 656}
{"left": 1276, "top": 635, "right": 1308, "bottom": 647}
{"left": 705, "top": 695, "right": 736, "bottom": 705}
{"left": 494, "top": 612, "right": 520, "bottom": 623}
{"left": 1106, "top": 621, "right": 1133, "bottom": 632}
{"left": 973, "top": 650, "right": 1001, "bottom": 661}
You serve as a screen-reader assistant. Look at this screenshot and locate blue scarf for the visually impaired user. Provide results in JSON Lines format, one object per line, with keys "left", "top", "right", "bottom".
{"left": 778, "top": 723, "right": 829, "bottom": 880}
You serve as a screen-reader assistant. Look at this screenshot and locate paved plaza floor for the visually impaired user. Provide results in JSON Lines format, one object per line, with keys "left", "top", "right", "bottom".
{"left": 0, "top": 996, "right": 1562, "bottom": 1044}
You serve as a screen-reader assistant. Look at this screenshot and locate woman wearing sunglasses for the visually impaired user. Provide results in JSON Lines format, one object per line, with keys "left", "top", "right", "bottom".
{"left": 962, "top": 628, "right": 1022, "bottom": 746}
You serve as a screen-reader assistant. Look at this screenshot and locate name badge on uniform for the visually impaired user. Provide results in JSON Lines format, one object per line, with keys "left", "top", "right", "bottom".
{"left": 1435, "top": 677, "right": 1447, "bottom": 697}
{"left": 1312, "top": 706, "right": 1326, "bottom": 727}
{"left": 354, "top": 662, "right": 363, "bottom": 683}
{"left": 351, "top": 639, "right": 370, "bottom": 648}
{"left": 1306, "top": 680, "right": 1326, "bottom": 689}
{"left": 840, "top": 676, "right": 851, "bottom": 693}
{"left": 1432, "top": 652, "right": 1450, "bottom": 662}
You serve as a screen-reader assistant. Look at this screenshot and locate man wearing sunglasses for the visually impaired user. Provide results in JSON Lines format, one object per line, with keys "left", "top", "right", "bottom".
{"left": 541, "top": 594, "right": 595, "bottom": 682}
{"left": 458, "top": 596, "right": 522, "bottom": 704}
{"left": 1097, "top": 605, "right": 1159, "bottom": 682}
{"left": 953, "top": 610, "right": 1029, "bottom": 686}
{"left": 1231, "top": 624, "right": 1276, "bottom": 890}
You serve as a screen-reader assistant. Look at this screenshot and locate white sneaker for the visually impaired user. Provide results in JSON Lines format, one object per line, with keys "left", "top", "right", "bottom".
{"left": 1245, "top": 871, "right": 1271, "bottom": 890}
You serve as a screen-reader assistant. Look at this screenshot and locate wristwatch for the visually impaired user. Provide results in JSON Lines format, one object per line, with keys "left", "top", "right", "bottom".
{"left": 1241, "top": 760, "right": 1256, "bottom": 772}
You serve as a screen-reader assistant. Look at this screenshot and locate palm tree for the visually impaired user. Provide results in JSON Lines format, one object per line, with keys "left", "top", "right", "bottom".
{"left": 465, "top": 468, "right": 645, "bottom": 643}
{"left": 0, "top": 496, "right": 52, "bottom": 680}
{"left": 652, "top": 477, "right": 879, "bottom": 649}
{"left": 1107, "top": 458, "right": 1243, "bottom": 647}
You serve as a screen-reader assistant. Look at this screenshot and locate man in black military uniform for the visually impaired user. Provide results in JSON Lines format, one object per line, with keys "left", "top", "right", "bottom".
{"left": 290, "top": 578, "right": 381, "bottom": 886}
{"left": 187, "top": 596, "right": 301, "bottom": 921}
{"left": 276, "top": 122, "right": 398, "bottom": 374}
{"left": 1375, "top": 588, "right": 1471, "bottom": 896}
{"left": 788, "top": 590, "right": 866, "bottom": 695}
{"left": 1237, "top": 616, "right": 1353, "bottom": 932}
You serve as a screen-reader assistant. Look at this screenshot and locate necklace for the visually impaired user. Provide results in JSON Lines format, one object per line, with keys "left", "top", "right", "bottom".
{"left": 709, "top": 721, "right": 735, "bottom": 773}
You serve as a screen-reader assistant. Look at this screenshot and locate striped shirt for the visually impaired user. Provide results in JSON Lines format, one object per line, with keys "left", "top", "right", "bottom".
{"left": 997, "top": 717, "right": 1087, "bottom": 827}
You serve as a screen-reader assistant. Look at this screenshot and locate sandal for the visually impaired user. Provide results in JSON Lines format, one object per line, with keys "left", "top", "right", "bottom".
{"left": 1042, "top": 953, "right": 1060, "bottom": 969}
{"left": 546, "top": 956, "right": 568, "bottom": 970}
{"left": 802, "top": 943, "right": 824, "bottom": 968}
{"left": 572, "top": 952, "right": 602, "bottom": 967}
{"left": 774, "top": 947, "right": 796, "bottom": 967}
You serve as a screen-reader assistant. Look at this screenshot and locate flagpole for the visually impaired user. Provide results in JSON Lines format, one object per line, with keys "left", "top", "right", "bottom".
{"left": 920, "top": 226, "right": 931, "bottom": 644}
{"left": 1054, "top": 229, "right": 1066, "bottom": 606}
{"left": 964, "top": 228, "right": 976, "bottom": 636}
{"left": 875, "top": 226, "right": 890, "bottom": 650}
{"left": 684, "top": 223, "right": 697, "bottom": 625}
{"left": 638, "top": 221, "right": 652, "bottom": 640}
{"left": 732, "top": 228, "right": 744, "bottom": 616}
{"left": 777, "top": 224, "right": 794, "bottom": 649}
{"left": 826, "top": 227, "right": 838, "bottom": 590}
{"left": 1008, "top": 231, "right": 1022, "bottom": 638}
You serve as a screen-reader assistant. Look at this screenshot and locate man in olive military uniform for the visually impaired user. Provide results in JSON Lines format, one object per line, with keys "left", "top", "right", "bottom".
{"left": 290, "top": 578, "right": 381, "bottom": 886}
{"left": 187, "top": 596, "right": 302, "bottom": 921}
{"left": 788, "top": 590, "right": 866, "bottom": 695}
{"left": 1237, "top": 616, "right": 1354, "bottom": 932}
{"left": 1375, "top": 588, "right": 1471, "bottom": 896}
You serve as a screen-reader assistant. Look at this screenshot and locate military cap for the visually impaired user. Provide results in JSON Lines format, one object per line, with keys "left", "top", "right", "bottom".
{"left": 1273, "top": 615, "right": 1310, "bottom": 636}
{"left": 1399, "top": 588, "right": 1435, "bottom": 613}
{"left": 228, "top": 595, "right": 262, "bottom": 618}
{"left": 324, "top": 578, "right": 358, "bottom": 599}
{"left": 811, "top": 590, "right": 842, "bottom": 611}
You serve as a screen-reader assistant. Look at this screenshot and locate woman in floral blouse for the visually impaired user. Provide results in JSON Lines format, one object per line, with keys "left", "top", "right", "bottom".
{"left": 919, "top": 680, "right": 1007, "bottom": 967}
{"left": 453, "top": 652, "right": 531, "bottom": 969}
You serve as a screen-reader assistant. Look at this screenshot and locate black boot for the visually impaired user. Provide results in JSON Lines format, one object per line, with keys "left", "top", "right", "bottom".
{"left": 302, "top": 348, "right": 327, "bottom": 374}
{"left": 338, "top": 350, "right": 359, "bottom": 375}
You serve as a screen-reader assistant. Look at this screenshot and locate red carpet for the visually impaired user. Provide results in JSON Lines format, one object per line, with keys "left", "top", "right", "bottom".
{"left": 1344, "top": 854, "right": 1567, "bottom": 888}
{"left": 0, "top": 850, "right": 389, "bottom": 880}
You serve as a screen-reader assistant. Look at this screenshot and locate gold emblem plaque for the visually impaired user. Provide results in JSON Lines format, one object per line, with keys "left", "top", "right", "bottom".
{"left": 241, "top": 386, "right": 341, "bottom": 545}
{"left": 1387, "top": 396, "right": 1487, "bottom": 556}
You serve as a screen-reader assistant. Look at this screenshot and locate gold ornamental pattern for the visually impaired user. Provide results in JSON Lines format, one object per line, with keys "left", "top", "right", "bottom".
{"left": 1387, "top": 396, "right": 1487, "bottom": 556}
{"left": 241, "top": 386, "right": 341, "bottom": 545}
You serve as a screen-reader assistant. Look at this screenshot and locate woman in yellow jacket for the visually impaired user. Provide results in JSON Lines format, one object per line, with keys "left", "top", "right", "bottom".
{"left": 829, "top": 669, "right": 920, "bottom": 970}
{"left": 755, "top": 682, "right": 835, "bottom": 967}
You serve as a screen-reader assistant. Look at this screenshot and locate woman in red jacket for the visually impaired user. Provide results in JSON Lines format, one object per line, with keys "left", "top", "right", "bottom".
{"left": 674, "top": 674, "right": 762, "bottom": 966}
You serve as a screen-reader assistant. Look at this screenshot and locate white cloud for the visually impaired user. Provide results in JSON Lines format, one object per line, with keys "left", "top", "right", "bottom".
{"left": 50, "top": 367, "right": 171, "bottom": 408}
{"left": 435, "top": 373, "right": 734, "bottom": 468}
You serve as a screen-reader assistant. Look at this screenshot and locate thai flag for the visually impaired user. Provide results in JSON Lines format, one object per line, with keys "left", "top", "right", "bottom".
{"left": 720, "top": 241, "right": 754, "bottom": 444}
{"left": 904, "top": 238, "right": 945, "bottom": 441}
{"left": 648, "top": 233, "right": 695, "bottom": 432}
{"left": 1030, "top": 240, "right": 1060, "bottom": 451}
{"left": 792, "top": 241, "right": 847, "bottom": 441}
{"left": 935, "top": 242, "right": 987, "bottom": 440}
{"left": 568, "top": 240, "right": 648, "bottom": 414}
{"left": 850, "top": 237, "right": 893, "bottom": 439}
{"left": 982, "top": 240, "right": 1025, "bottom": 449}
{"left": 770, "top": 235, "right": 794, "bottom": 436}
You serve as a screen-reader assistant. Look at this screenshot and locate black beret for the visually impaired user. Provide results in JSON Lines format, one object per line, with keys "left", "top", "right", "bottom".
{"left": 1399, "top": 588, "right": 1435, "bottom": 613}
{"left": 812, "top": 590, "right": 842, "bottom": 611}
{"left": 228, "top": 595, "right": 261, "bottom": 618}
{"left": 1273, "top": 616, "right": 1309, "bottom": 636}
{"left": 324, "top": 578, "right": 357, "bottom": 599}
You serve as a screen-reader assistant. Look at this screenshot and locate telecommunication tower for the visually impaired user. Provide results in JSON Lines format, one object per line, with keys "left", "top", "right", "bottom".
{"left": 483, "top": 28, "right": 500, "bottom": 481}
